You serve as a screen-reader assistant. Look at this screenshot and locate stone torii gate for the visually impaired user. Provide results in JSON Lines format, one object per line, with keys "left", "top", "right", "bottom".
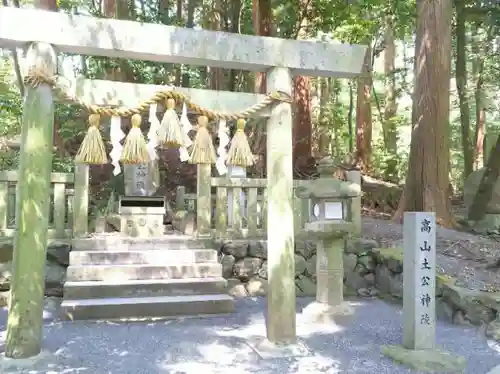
{"left": 0, "top": 6, "right": 366, "bottom": 357}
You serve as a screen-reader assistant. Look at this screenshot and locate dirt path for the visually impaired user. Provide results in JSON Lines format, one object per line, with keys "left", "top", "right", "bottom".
{"left": 362, "top": 216, "right": 500, "bottom": 291}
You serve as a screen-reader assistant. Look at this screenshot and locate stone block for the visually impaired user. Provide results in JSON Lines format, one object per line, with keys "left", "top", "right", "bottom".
{"left": 248, "top": 240, "right": 267, "bottom": 259}
{"left": 381, "top": 345, "right": 466, "bottom": 373}
{"left": 343, "top": 253, "right": 357, "bottom": 274}
{"left": 64, "top": 278, "right": 228, "bottom": 299}
{"left": 220, "top": 255, "right": 236, "bottom": 279}
{"left": 227, "top": 279, "right": 248, "bottom": 298}
{"left": 60, "top": 294, "right": 235, "bottom": 321}
{"left": 221, "top": 240, "right": 248, "bottom": 259}
{"left": 246, "top": 277, "right": 267, "bottom": 296}
{"left": 345, "top": 238, "right": 379, "bottom": 254}
{"left": 233, "top": 258, "right": 262, "bottom": 280}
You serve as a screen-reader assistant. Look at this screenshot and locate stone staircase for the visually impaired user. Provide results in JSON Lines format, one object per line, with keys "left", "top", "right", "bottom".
{"left": 60, "top": 234, "right": 234, "bottom": 321}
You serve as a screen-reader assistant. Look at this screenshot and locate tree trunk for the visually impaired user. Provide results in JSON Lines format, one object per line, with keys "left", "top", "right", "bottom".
{"left": 330, "top": 79, "right": 342, "bottom": 160}
{"left": 208, "top": 0, "right": 224, "bottom": 90}
{"left": 293, "top": 75, "right": 312, "bottom": 174}
{"left": 182, "top": 0, "right": 196, "bottom": 87}
{"left": 393, "top": 0, "right": 455, "bottom": 228}
{"left": 348, "top": 81, "right": 354, "bottom": 154}
{"left": 355, "top": 43, "right": 373, "bottom": 171}
{"left": 383, "top": 16, "right": 398, "bottom": 181}
{"left": 252, "top": 0, "right": 271, "bottom": 94}
{"left": 471, "top": 24, "right": 494, "bottom": 169}
{"left": 455, "top": 0, "right": 473, "bottom": 180}
{"left": 250, "top": 0, "right": 272, "bottom": 176}
{"left": 318, "top": 77, "right": 331, "bottom": 156}
{"left": 228, "top": 0, "right": 241, "bottom": 92}
{"left": 467, "top": 133, "right": 500, "bottom": 221}
{"left": 474, "top": 78, "right": 486, "bottom": 170}
{"left": 175, "top": 0, "right": 183, "bottom": 86}
{"left": 292, "top": 0, "right": 313, "bottom": 176}
{"left": 102, "top": 0, "right": 135, "bottom": 82}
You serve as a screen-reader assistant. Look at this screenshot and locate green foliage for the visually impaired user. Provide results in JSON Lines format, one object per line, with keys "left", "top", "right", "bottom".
{"left": 0, "top": 0, "right": 499, "bottom": 199}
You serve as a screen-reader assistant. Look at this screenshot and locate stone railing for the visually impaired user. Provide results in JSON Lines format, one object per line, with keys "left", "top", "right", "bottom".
{"left": 0, "top": 165, "right": 89, "bottom": 239}
{"left": 175, "top": 171, "right": 362, "bottom": 240}
{"left": 176, "top": 178, "right": 311, "bottom": 239}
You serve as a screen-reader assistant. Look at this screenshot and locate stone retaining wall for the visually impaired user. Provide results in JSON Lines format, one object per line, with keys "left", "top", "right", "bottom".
{"left": 374, "top": 248, "right": 500, "bottom": 339}
{"left": 216, "top": 238, "right": 380, "bottom": 298}
{"left": 217, "top": 239, "right": 500, "bottom": 340}
{"left": 0, "top": 240, "right": 69, "bottom": 306}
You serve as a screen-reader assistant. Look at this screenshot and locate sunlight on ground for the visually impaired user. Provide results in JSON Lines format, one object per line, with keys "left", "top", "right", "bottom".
{"left": 214, "top": 311, "right": 345, "bottom": 339}
{"left": 1, "top": 299, "right": 498, "bottom": 373}
{"left": 155, "top": 301, "right": 351, "bottom": 374}
{"left": 157, "top": 340, "right": 342, "bottom": 374}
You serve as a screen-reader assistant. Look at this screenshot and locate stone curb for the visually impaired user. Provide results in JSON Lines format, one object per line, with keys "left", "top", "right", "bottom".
{"left": 381, "top": 344, "right": 467, "bottom": 373}
{"left": 486, "top": 364, "right": 500, "bottom": 374}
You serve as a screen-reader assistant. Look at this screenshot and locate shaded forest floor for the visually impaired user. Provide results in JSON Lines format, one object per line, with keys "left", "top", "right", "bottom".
{"left": 362, "top": 207, "right": 500, "bottom": 291}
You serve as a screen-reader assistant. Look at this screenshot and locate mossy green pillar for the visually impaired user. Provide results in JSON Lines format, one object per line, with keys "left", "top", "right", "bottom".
{"left": 265, "top": 67, "right": 296, "bottom": 344}
{"left": 5, "top": 42, "right": 57, "bottom": 359}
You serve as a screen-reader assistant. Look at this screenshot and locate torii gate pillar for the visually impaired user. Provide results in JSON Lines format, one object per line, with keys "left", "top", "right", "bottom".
{"left": 265, "top": 67, "right": 296, "bottom": 343}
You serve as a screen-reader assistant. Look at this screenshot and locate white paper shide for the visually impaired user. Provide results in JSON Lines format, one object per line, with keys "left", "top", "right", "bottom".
{"left": 216, "top": 118, "right": 229, "bottom": 175}
{"left": 109, "top": 115, "right": 125, "bottom": 176}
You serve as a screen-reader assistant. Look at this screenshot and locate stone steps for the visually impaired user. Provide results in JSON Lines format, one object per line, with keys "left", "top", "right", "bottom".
{"left": 66, "top": 263, "right": 223, "bottom": 282}
{"left": 69, "top": 249, "right": 217, "bottom": 265}
{"left": 64, "top": 278, "right": 228, "bottom": 299}
{"left": 71, "top": 235, "right": 206, "bottom": 251}
{"left": 62, "top": 234, "right": 234, "bottom": 321}
{"left": 60, "top": 294, "right": 234, "bottom": 321}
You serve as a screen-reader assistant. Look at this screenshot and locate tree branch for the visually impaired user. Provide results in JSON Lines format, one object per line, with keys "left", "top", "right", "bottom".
{"left": 1, "top": 0, "right": 25, "bottom": 98}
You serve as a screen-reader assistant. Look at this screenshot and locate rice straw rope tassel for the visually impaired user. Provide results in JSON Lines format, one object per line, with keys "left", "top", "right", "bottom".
{"left": 159, "top": 98, "right": 184, "bottom": 148}
{"left": 227, "top": 118, "right": 255, "bottom": 167}
{"left": 120, "top": 114, "right": 150, "bottom": 164}
{"left": 189, "top": 115, "right": 216, "bottom": 164}
{"left": 75, "top": 113, "right": 107, "bottom": 165}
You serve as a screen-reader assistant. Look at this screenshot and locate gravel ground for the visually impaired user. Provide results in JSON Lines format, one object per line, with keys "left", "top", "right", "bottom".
{"left": 1, "top": 297, "right": 500, "bottom": 374}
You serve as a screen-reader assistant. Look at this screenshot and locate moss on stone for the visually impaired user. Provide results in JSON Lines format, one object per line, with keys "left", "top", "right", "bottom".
{"left": 436, "top": 274, "right": 454, "bottom": 284}
{"left": 381, "top": 345, "right": 466, "bottom": 373}
{"left": 373, "top": 247, "right": 403, "bottom": 262}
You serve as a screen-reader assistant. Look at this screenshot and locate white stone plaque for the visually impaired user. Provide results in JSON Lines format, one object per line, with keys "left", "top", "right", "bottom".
{"left": 123, "top": 162, "right": 159, "bottom": 196}
{"left": 403, "top": 212, "right": 436, "bottom": 350}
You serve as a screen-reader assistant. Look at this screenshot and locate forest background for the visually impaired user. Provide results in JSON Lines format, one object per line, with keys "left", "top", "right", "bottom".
{"left": 0, "top": 0, "right": 499, "bottom": 228}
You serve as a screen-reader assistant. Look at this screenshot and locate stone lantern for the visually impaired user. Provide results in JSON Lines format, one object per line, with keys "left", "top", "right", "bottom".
{"left": 295, "top": 157, "right": 361, "bottom": 323}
